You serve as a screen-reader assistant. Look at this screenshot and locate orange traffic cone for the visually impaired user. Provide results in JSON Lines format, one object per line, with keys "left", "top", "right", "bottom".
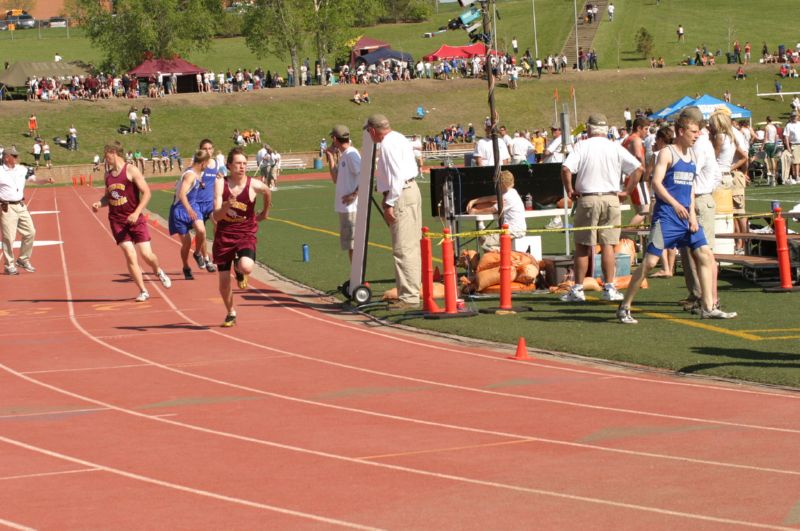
{"left": 508, "top": 337, "right": 530, "bottom": 361}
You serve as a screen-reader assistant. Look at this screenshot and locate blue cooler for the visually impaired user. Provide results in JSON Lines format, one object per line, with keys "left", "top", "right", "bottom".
{"left": 592, "top": 253, "right": 631, "bottom": 281}
{"left": 313, "top": 157, "right": 323, "bottom": 170}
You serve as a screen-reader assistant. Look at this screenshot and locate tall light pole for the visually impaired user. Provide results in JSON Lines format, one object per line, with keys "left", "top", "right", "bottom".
{"left": 573, "top": 0, "right": 580, "bottom": 70}
{"left": 531, "top": 0, "right": 539, "bottom": 58}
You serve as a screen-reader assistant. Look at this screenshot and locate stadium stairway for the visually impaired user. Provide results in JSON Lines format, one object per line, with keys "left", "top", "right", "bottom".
{"left": 560, "top": 0, "right": 608, "bottom": 70}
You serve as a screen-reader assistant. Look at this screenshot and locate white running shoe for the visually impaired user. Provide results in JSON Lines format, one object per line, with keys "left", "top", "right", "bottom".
{"left": 157, "top": 269, "right": 172, "bottom": 288}
{"left": 700, "top": 308, "right": 738, "bottom": 319}
{"left": 16, "top": 259, "right": 36, "bottom": 273}
{"left": 602, "top": 284, "right": 624, "bottom": 301}
{"left": 560, "top": 286, "right": 586, "bottom": 302}
{"left": 616, "top": 305, "right": 638, "bottom": 324}
{"left": 136, "top": 291, "right": 150, "bottom": 302}
{"left": 545, "top": 217, "right": 563, "bottom": 229}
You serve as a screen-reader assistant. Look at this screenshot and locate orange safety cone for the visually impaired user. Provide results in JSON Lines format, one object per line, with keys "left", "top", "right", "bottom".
{"left": 508, "top": 337, "right": 530, "bottom": 361}
{"left": 80, "top": 175, "right": 85, "bottom": 186}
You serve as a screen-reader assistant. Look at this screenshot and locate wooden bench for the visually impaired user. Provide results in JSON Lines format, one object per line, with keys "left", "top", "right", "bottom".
{"left": 714, "top": 253, "right": 800, "bottom": 283}
{"left": 246, "top": 158, "right": 306, "bottom": 173}
{"left": 421, "top": 148, "right": 472, "bottom": 164}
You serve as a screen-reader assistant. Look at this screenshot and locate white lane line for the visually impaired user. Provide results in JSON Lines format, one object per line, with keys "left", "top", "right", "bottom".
{"left": 0, "top": 517, "right": 36, "bottom": 531}
{"left": 22, "top": 364, "right": 150, "bottom": 375}
{"left": 0, "top": 468, "right": 100, "bottom": 481}
{"left": 0, "top": 436, "right": 379, "bottom": 530}
{"left": 0, "top": 408, "right": 108, "bottom": 419}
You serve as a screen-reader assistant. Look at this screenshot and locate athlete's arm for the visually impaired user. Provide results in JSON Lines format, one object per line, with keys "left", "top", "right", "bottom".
{"left": 688, "top": 183, "right": 699, "bottom": 233}
{"left": 177, "top": 171, "right": 198, "bottom": 221}
{"left": 91, "top": 194, "right": 108, "bottom": 212}
{"left": 128, "top": 164, "right": 150, "bottom": 225}
{"left": 251, "top": 178, "right": 272, "bottom": 221}
{"left": 211, "top": 176, "right": 227, "bottom": 222}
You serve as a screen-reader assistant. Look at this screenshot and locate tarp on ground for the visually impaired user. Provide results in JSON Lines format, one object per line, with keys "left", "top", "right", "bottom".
{"left": 656, "top": 93, "right": 753, "bottom": 120}
{"left": 349, "top": 36, "right": 391, "bottom": 65}
{"left": 0, "top": 61, "right": 89, "bottom": 87}
{"left": 355, "top": 48, "right": 413, "bottom": 66}
{"left": 129, "top": 57, "right": 206, "bottom": 78}
{"left": 424, "top": 42, "right": 491, "bottom": 61}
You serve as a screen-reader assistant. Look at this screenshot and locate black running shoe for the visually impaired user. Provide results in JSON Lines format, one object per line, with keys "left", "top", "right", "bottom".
{"left": 183, "top": 267, "right": 194, "bottom": 280}
{"left": 221, "top": 314, "right": 237, "bottom": 328}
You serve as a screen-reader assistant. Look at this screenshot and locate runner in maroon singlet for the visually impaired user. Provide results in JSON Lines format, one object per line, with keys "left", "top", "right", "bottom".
{"left": 212, "top": 146, "right": 271, "bottom": 327}
{"left": 92, "top": 141, "right": 172, "bottom": 302}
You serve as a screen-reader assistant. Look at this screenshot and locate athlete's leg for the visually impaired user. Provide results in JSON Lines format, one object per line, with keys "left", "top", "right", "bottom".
{"left": 118, "top": 241, "right": 146, "bottom": 293}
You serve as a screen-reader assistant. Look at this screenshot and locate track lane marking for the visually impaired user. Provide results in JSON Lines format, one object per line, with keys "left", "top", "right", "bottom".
{"left": 0, "top": 517, "right": 36, "bottom": 531}
{"left": 0, "top": 468, "right": 100, "bottom": 481}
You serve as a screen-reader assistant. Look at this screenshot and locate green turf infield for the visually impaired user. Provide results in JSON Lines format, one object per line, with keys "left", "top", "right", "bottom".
{"left": 147, "top": 176, "right": 800, "bottom": 389}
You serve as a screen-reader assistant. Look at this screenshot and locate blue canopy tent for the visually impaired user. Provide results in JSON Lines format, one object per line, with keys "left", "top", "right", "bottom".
{"left": 656, "top": 94, "right": 752, "bottom": 121}
{"left": 355, "top": 48, "right": 413, "bottom": 67}
{"left": 649, "top": 96, "right": 694, "bottom": 120}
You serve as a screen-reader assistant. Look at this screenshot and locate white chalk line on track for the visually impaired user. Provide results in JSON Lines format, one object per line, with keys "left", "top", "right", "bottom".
{"left": 0, "top": 436, "right": 380, "bottom": 531}
{"left": 58, "top": 189, "right": 800, "bottom": 467}
{"left": 0, "top": 407, "right": 109, "bottom": 419}
{"left": 62, "top": 188, "right": 800, "bottom": 435}
{"left": 0, "top": 468, "right": 100, "bottom": 481}
{"left": 0, "top": 189, "right": 783, "bottom": 528}
{"left": 0, "top": 517, "right": 36, "bottom": 531}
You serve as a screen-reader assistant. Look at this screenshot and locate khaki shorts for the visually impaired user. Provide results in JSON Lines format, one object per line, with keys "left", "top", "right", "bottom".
{"left": 573, "top": 194, "right": 621, "bottom": 247}
{"left": 694, "top": 194, "right": 716, "bottom": 250}
{"left": 793, "top": 145, "right": 800, "bottom": 163}
{"left": 731, "top": 170, "right": 747, "bottom": 195}
{"left": 338, "top": 211, "right": 357, "bottom": 250}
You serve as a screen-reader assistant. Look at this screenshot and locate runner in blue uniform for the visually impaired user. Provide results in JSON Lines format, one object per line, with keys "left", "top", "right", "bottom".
{"left": 617, "top": 109, "right": 737, "bottom": 324}
{"left": 168, "top": 149, "right": 211, "bottom": 279}
{"left": 193, "top": 138, "right": 220, "bottom": 273}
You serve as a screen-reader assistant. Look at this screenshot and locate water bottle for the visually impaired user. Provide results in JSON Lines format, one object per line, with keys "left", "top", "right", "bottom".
{"left": 302, "top": 244, "right": 310, "bottom": 262}
{"left": 524, "top": 193, "right": 533, "bottom": 211}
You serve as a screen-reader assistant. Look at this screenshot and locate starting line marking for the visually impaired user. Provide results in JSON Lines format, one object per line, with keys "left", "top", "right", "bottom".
{"left": 0, "top": 240, "right": 63, "bottom": 250}
{"left": 29, "top": 210, "right": 60, "bottom": 215}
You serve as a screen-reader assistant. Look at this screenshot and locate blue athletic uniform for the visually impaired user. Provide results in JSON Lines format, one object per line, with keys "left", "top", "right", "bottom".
{"left": 168, "top": 170, "right": 203, "bottom": 235}
{"left": 647, "top": 146, "right": 707, "bottom": 256}
{"left": 196, "top": 161, "right": 220, "bottom": 220}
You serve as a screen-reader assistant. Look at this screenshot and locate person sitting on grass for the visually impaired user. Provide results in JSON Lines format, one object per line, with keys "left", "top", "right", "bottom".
{"left": 352, "top": 91, "right": 362, "bottom": 104}
{"left": 616, "top": 109, "right": 738, "bottom": 324}
{"left": 735, "top": 66, "right": 746, "bottom": 80}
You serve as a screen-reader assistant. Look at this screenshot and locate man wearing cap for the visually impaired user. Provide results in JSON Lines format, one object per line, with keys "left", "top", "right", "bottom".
{"left": 783, "top": 112, "right": 800, "bottom": 182}
{"left": 364, "top": 114, "right": 421, "bottom": 309}
{"left": 325, "top": 124, "right": 361, "bottom": 262}
{"left": 473, "top": 123, "right": 510, "bottom": 167}
{"left": 542, "top": 125, "right": 569, "bottom": 163}
{"left": 0, "top": 147, "right": 55, "bottom": 275}
{"left": 560, "top": 113, "right": 643, "bottom": 303}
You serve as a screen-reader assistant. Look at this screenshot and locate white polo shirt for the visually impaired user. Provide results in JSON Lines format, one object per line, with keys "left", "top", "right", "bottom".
{"left": 334, "top": 146, "right": 361, "bottom": 214}
{"left": 473, "top": 137, "right": 510, "bottom": 167}
{"left": 563, "top": 136, "right": 641, "bottom": 193}
{"left": 784, "top": 121, "right": 800, "bottom": 145}
{"left": 376, "top": 130, "right": 417, "bottom": 207}
{"left": 0, "top": 163, "right": 32, "bottom": 202}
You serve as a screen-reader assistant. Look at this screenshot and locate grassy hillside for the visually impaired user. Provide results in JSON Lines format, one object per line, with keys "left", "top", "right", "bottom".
{"left": 1, "top": 63, "right": 793, "bottom": 167}
{"left": 592, "top": 0, "right": 800, "bottom": 69}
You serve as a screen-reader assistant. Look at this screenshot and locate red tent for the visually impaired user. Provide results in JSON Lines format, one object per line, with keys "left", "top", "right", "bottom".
{"left": 350, "top": 36, "right": 391, "bottom": 65}
{"left": 423, "top": 42, "right": 494, "bottom": 61}
{"left": 129, "top": 56, "right": 206, "bottom": 77}
{"left": 129, "top": 56, "right": 207, "bottom": 93}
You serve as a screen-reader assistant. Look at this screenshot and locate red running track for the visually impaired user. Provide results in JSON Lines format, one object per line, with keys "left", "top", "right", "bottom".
{"left": 1, "top": 186, "right": 799, "bottom": 529}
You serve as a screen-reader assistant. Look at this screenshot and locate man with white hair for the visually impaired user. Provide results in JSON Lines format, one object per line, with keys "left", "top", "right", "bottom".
{"left": 473, "top": 123, "right": 510, "bottom": 167}
{"left": 509, "top": 132, "right": 535, "bottom": 164}
{"left": 560, "top": 113, "right": 643, "bottom": 303}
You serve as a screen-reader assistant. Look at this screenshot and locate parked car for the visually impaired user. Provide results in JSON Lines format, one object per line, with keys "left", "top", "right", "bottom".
{"left": 0, "top": 20, "right": 7, "bottom": 31}
{"left": 48, "top": 17, "right": 67, "bottom": 28}
{"left": 6, "top": 14, "right": 36, "bottom": 29}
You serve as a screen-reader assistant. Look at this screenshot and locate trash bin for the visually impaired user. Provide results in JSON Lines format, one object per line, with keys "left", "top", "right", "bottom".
{"left": 313, "top": 157, "right": 323, "bottom": 170}
{"left": 726, "top": 52, "right": 735, "bottom": 64}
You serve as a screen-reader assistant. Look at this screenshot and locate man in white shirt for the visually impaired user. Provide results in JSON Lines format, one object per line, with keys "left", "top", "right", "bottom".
{"left": 473, "top": 124, "right": 510, "bottom": 167}
{"left": 0, "top": 147, "right": 55, "bottom": 275}
{"left": 607, "top": 2, "right": 615, "bottom": 21}
{"left": 542, "top": 125, "right": 569, "bottom": 163}
{"left": 623, "top": 107, "right": 632, "bottom": 130}
{"left": 325, "top": 125, "right": 361, "bottom": 262}
{"left": 255, "top": 143, "right": 269, "bottom": 182}
{"left": 783, "top": 112, "right": 800, "bottom": 181}
{"left": 509, "top": 133, "right": 535, "bottom": 164}
{"left": 560, "top": 113, "right": 642, "bottom": 303}
{"left": 365, "top": 114, "right": 421, "bottom": 309}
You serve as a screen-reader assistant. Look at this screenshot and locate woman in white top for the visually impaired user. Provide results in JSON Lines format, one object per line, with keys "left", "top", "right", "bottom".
{"left": 709, "top": 110, "right": 748, "bottom": 253}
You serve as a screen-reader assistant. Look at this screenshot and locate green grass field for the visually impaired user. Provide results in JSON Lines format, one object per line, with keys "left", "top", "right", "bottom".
{"left": 144, "top": 177, "right": 800, "bottom": 389}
